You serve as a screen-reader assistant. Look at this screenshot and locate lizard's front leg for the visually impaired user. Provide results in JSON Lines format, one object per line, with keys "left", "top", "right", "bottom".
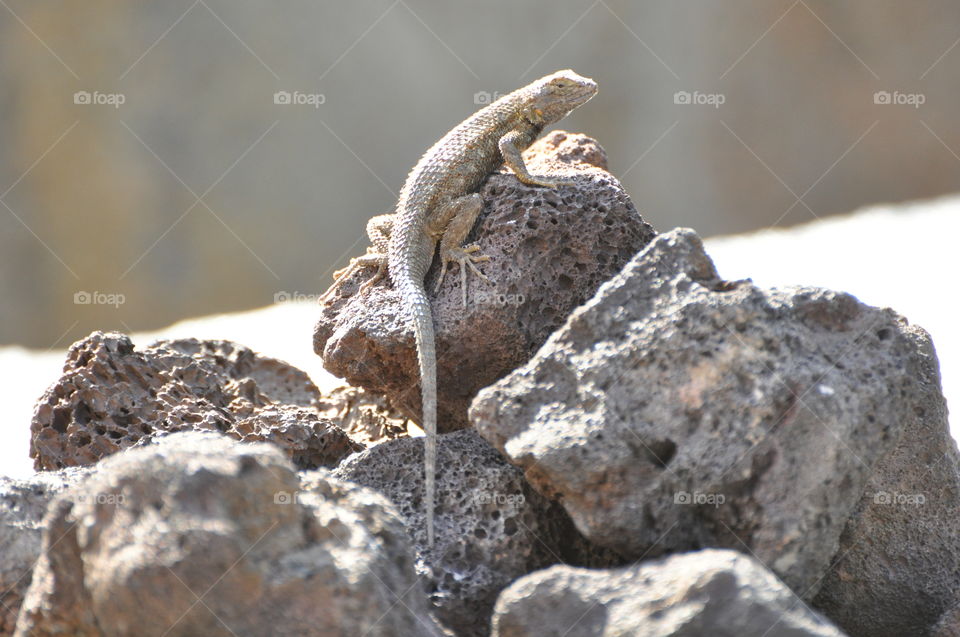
{"left": 499, "top": 130, "right": 575, "bottom": 188}
{"left": 427, "top": 193, "right": 491, "bottom": 306}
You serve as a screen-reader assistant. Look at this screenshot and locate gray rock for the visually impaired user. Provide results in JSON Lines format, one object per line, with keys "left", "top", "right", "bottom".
{"left": 335, "top": 429, "right": 619, "bottom": 637}
{"left": 812, "top": 327, "right": 960, "bottom": 636}
{"left": 933, "top": 600, "right": 960, "bottom": 637}
{"left": 490, "top": 549, "right": 846, "bottom": 637}
{"left": 315, "top": 132, "right": 656, "bottom": 432}
{"left": 31, "top": 332, "right": 361, "bottom": 471}
{"left": 14, "top": 431, "right": 445, "bottom": 637}
{"left": 0, "top": 468, "right": 91, "bottom": 636}
{"left": 472, "top": 228, "right": 945, "bottom": 601}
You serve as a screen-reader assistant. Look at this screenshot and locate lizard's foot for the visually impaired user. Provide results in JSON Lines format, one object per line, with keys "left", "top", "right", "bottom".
{"left": 320, "top": 253, "right": 387, "bottom": 304}
{"left": 357, "top": 262, "right": 387, "bottom": 295}
{"left": 332, "top": 263, "right": 352, "bottom": 280}
{"left": 331, "top": 253, "right": 368, "bottom": 282}
{"left": 435, "top": 244, "right": 491, "bottom": 306}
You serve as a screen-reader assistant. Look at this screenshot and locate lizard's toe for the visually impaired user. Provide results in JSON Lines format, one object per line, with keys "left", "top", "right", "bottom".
{"left": 437, "top": 246, "right": 492, "bottom": 304}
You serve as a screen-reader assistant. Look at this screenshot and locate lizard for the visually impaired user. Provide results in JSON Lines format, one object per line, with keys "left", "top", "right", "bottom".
{"left": 321, "top": 70, "right": 598, "bottom": 545}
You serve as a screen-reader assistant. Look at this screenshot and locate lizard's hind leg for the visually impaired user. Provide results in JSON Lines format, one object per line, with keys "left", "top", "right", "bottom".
{"left": 354, "top": 213, "right": 394, "bottom": 294}
{"left": 429, "top": 193, "right": 491, "bottom": 306}
{"left": 365, "top": 213, "right": 394, "bottom": 253}
{"left": 320, "top": 214, "right": 393, "bottom": 303}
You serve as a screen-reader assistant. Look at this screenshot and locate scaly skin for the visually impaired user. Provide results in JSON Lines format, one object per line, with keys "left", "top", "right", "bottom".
{"left": 323, "top": 70, "right": 597, "bottom": 545}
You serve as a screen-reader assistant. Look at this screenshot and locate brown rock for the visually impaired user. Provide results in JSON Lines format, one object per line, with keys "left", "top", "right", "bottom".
{"left": 230, "top": 404, "right": 362, "bottom": 469}
{"left": 316, "top": 383, "right": 410, "bottom": 446}
{"left": 31, "top": 332, "right": 361, "bottom": 471}
{"left": 14, "top": 432, "right": 446, "bottom": 637}
{"left": 314, "top": 131, "right": 656, "bottom": 432}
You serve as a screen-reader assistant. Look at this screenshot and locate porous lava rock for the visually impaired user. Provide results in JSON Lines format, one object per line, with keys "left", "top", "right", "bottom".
{"left": 314, "top": 131, "right": 656, "bottom": 432}
{"left": 335, "top": 429, "right": 620, "bottom": 637}
{"left": 472, "top": 228, "right": 957, "bottom": 620}
{"left": 810, "top": 324, "right": 960, "bottom": 637}
{"left": 31, "top": 332, "right": 360, "bottom": 471}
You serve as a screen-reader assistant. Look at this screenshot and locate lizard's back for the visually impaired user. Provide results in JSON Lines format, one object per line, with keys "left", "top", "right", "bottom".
{"left": 389, "top": 94, "right": 531, "bottom": 279}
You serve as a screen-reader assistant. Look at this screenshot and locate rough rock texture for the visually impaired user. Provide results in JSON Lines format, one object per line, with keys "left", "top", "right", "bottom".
{"left": 31, "top": 332, "right": 361, "bottom": 470}
{"left": 335, "top": 429, "right": 620, "bottom": 637}
{"left": 316, "top": 383, "right": 410, "bottom": 445}
{"left": 472, "top": 228, "right": 951, "bottom": 601}
{"left": 315, "top": 132, "right": 656, "bottom": 432}
{"left": 14, "top": 431, "right": 445, "bottom": 637}
{"left": 811, "top": 326, "right": 960, "bottom": 636}
{"left": 0, "top": 469, "right": 91, "bottom": 636}
{"left": 933, "top": 601, "right": 960, "bottom": 637}
{"left": 490, "top": 549, "right": 846, "bottom": 637}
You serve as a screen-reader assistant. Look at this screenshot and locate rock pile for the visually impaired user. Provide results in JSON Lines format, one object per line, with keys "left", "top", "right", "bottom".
{"left": 3, "top": 135, "right": 957, "bottom": 636}
{"left": 14, "top": 432, "right": 445, "bottom": 637}
{"left": 314, "top": 132, "right": 656, "bottom": 431}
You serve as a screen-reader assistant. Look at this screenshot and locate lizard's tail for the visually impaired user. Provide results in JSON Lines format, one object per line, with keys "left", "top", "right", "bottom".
{"left": 399, "top": 278, "right": 438, "bottom": 546}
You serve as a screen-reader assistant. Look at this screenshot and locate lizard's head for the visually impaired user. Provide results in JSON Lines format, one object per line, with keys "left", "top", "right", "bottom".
{"left": 525, "top": 70, "right": 598, "bottom": 126}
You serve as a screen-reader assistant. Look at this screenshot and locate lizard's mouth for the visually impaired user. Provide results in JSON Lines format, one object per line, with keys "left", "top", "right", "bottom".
{"left": 572, "top": 81, "right": 599, "bottom": 108}
{"left": 567, "top": 73, "right": 599, "bottom": 106}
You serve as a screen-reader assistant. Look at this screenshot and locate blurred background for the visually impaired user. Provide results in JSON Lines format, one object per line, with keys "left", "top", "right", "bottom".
{"left": 2, "top": 0, "right": 959, "bottom": 349}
